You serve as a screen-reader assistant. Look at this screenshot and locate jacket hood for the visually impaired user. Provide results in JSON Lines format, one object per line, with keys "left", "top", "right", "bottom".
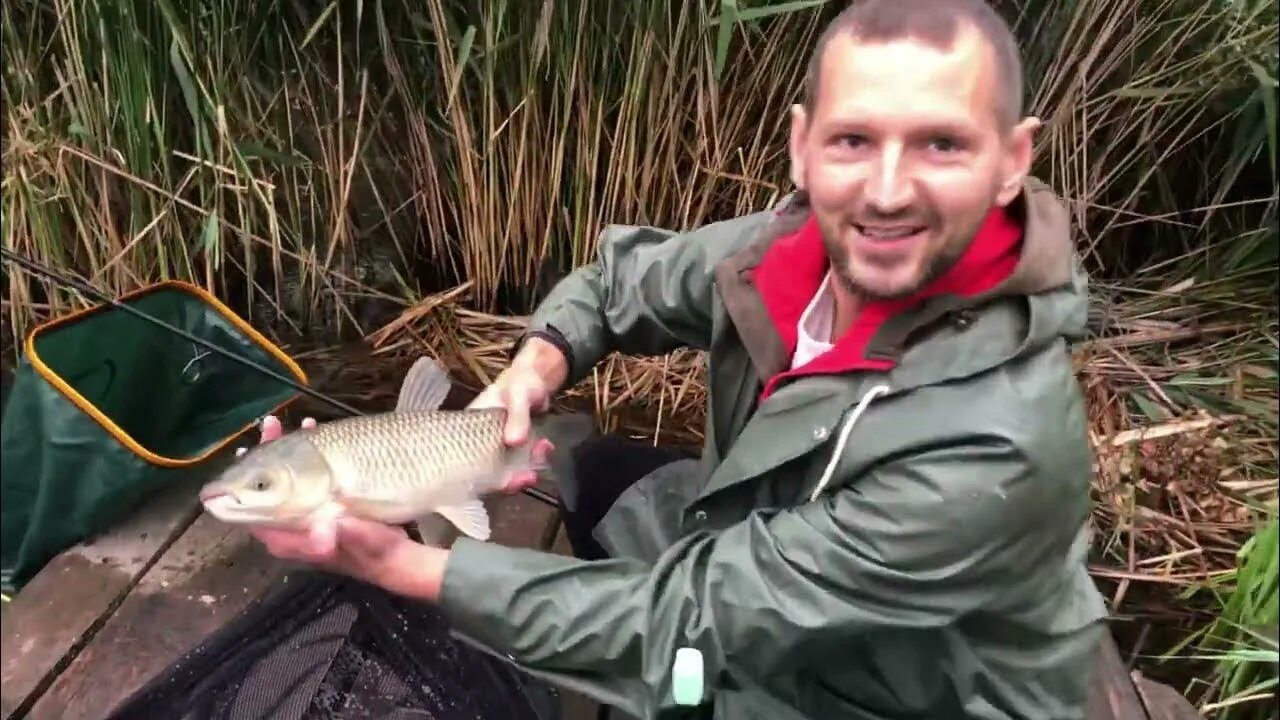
{"left": 714, "top": 177, "right": 1089, "bottom": 397}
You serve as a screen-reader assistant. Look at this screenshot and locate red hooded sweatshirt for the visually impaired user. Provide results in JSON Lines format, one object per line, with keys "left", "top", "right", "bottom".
{"left": 752, "top": 206, "right": 1024, "bottom": 400}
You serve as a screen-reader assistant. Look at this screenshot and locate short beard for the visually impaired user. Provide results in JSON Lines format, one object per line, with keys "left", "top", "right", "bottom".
{"left": 822, "top": 227, "right": 967, "bottom": 302}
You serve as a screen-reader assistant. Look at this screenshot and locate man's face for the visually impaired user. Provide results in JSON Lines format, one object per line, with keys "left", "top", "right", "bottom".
{"left": 789, "top": 25, "right": 1036, "bottom": 300}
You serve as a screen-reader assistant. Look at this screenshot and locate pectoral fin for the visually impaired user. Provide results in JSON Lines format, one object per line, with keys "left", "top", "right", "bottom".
{"left": 395, "top": 356, "right": 453, "bottom": 412}
{"left": 431, "top": 499, "right": 491, "bottom": 541}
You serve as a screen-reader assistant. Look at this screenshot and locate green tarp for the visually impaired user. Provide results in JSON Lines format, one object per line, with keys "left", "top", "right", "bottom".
{"left": 1, "top": 282, "right": 305, "bottom": 593}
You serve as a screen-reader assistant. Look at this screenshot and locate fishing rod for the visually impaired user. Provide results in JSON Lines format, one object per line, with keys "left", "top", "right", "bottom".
{"left": 0, "top": 246, "right": 559, "bottom": 508}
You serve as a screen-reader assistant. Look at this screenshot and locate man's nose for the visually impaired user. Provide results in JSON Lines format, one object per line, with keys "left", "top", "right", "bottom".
{"left": 866, "top": 146, "right": 914, "bottom": 213}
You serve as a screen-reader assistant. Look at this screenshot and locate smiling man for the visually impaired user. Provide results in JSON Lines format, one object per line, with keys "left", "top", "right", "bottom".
{"left": 246, "top": 1, "right": 1110, "bottom": 718}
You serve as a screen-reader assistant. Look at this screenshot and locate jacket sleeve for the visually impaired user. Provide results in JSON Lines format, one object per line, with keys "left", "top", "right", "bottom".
{"left": 521, "top": 212, "right": 771, "bottom": 385}
{"left": 437, "top": 432, "right": 1071, "bottom": 713}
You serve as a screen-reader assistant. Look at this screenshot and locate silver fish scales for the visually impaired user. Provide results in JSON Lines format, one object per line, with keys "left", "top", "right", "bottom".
{"left": 312, "top": 408, "right": 512, "bottom": 500}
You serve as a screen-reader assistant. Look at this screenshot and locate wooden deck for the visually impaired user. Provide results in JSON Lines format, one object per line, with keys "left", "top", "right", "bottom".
{"left": 1, "top": 467, "right": 1202, "bottom": 720}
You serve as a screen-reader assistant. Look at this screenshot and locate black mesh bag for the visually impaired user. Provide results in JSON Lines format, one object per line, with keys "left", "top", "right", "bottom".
{"left": 105, "top": 570, "right": 561, "bottom": 720}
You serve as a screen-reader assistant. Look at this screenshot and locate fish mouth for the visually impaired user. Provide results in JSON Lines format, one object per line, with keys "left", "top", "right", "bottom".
{"left": 200, "top": 492, "right": 242, "bottom": 518}
{"left": 199, "top": 486, "right": 227, "bottom": 503}
{"left": 200, "top": 490, "right": 311, "bottom": 528}
{"left": 200, "top": 492, "right": 272, "bottom": 524}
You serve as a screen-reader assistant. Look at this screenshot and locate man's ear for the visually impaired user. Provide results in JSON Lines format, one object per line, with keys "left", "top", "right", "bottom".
{"left": 996, "top": 116, "right": 1042, "bottom": 206}
{"left": 789, "top": 103, "right": 809, "bottom": 190}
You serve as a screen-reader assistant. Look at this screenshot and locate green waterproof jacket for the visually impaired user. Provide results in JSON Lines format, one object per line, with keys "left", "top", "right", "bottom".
{"left": 438, "top": 178, "right": 1110, "bottom": 720}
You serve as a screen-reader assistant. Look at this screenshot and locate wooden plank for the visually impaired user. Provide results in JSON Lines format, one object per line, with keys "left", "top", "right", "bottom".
{"left": 1086, "top": 628, "right": 1152, "bottom": 720}
{"left": 23, "top": 490, "right": 557, "bottom": 720}
{"left": 0, "top": 479, "right": 202, "bottom": 720}
{"left": 1132, "top": 674, "right": 1204, "bottom": 720}
{"left": 488, "top": 490, "right": 561, "bottom": 550}
{"left": 25, "top": 511, "right": 287, "bottom": 720}
{"left": 551, "top": 519, "right": 575, "bottom": 556}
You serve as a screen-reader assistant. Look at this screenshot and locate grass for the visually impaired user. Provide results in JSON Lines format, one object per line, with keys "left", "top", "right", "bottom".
{"left": 1, "top": 0, "right": 1277, "bottom": 713}
{"left": 1159, "top": 514, "right": 1278, "bottom": 719}
{"left": 6, "top": 0, "right": 1270, "bottom": 327}
{"left": 1201, "top": 515, "right": 1278, "bottom": 718}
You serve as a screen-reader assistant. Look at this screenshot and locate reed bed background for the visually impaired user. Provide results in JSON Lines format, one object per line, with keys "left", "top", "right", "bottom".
{"left": 1, "top": 0, "right": 1276, "bottom": 715}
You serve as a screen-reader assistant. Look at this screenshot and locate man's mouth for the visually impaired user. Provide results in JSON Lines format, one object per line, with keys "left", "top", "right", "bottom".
{"left": 854, "top": 224, "right": 927, "bottom": 241}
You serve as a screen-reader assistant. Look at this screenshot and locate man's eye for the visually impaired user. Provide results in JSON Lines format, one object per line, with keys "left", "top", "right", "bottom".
{"left": 929, "top": 137, "right": 960, "bottom": 152}
{"left": 836, "top": 134, "right": 867, "bottom": 149}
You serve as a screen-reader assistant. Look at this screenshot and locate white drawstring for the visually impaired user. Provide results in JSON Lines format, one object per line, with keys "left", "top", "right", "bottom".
{"left": 809, "top": 384, "right": 891, "bottom": 502}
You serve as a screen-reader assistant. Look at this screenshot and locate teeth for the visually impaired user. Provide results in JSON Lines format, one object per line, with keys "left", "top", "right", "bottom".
{"left": 861, "top": 226, "right": 918, "bottom": 239}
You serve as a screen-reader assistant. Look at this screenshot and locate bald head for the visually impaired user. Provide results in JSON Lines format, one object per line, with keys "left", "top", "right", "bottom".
{"left": 804, "top": 0, "right": 1025, "bottom": 131}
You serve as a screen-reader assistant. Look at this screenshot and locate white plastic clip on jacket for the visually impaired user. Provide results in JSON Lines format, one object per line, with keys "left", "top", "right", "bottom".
{"left": 672, "top": 647, "right": 704, "bottom": 706}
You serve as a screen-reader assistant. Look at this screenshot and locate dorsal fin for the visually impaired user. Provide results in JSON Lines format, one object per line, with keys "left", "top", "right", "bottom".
{"left": 395, "top": 356, "right": 453, "bottom": 412}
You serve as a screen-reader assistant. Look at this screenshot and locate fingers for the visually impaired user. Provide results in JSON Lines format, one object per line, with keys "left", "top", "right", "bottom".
{"left": 308, "top": 516, "right": 337, "bottom": 556}
{"left": 532, "top": 437, "right": 555, "bottom": 465}
{"left": 469, "top": 367, "right": 550, "bottom": 447}
{"left": 336, "top": 517, "right": 406, "bottom": 558}
{"left": 502, "top": 470, "right": 538, "bottom": 494}
{"left": 503, "top": 390, "right": 532, "bottom": 446}
{"left": 249, "top": 525, "right": 331, "bottom": 562}
{"left": 466, "top": 385, "right": 503, "bottom": 410}
{"left": 259, "top": 415, "right": 283, "bottom": 443}
{"left": 256, "top": 415, "right": 315, "bottom": 448}
{"left": 475, "top": 379, "right": 533, "bottom": 446}
{"left": 501, "top": 438, "right": 555, "bottom": 494}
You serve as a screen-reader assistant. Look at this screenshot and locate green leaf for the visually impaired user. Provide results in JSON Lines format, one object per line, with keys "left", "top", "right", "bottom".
{"left": 1131, "top": 391, "right": 1172, "bottom": 421}
{"left": 1109, "top": 86, "right": 1202, "bottom": 98}
{"left": 300, "top": 3, "right": 338, "bottom": 51}
{"left": 236, "top": 142, "right": 310, "bottom": 168}
{"left": 166, "top": 37, "right": 210, "bottom": 158}
{"left": 445, "top": 25, "right": 477, "bottom": 112}
{"left": 736, "top": 0, "right": 830, "bottom": 23}
{"left": 714, "top": 0, "right": 739, "bottom": 81}
{"left": 1246, "top": 59, "right": 1277, "bottom": 180}
{"left": 200, "top": 211, "right": 221, "bottom": 267}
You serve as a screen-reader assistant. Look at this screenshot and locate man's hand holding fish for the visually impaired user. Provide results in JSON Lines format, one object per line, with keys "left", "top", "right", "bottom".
{"left": 206, "top": 3, "right": 1111, "bottom": 718}
{"left": 236, "top": 401, "right": 559, "bottom": 602}
{"left": 202, "top": 344, "right": 567, "bottom": 592}
{"left": 465, "top": 333, "right": 569, "bottom": 482}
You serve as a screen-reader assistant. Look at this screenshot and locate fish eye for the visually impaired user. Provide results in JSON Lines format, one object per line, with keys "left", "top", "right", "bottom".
{"left": 251, "top": 475, "right": 273, "bottom": 492}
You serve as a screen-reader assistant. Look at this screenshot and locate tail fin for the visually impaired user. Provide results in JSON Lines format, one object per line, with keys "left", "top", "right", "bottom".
{"left": 529, "top": 412, "right": 596, "bottom": 492}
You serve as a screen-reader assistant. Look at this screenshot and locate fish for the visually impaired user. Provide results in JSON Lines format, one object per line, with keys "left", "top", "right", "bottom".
{"left": 198, "top": 355, "right": 592, "bottom": 541}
